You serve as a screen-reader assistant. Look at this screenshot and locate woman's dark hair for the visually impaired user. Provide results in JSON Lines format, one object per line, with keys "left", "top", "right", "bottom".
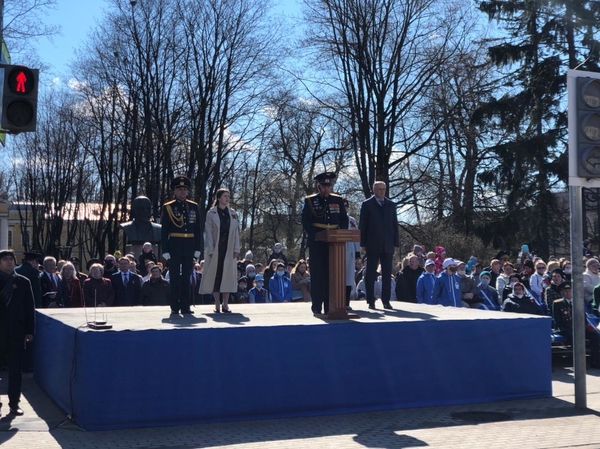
{"left": 212, "top": 188, "right": 230, "bottom": 207}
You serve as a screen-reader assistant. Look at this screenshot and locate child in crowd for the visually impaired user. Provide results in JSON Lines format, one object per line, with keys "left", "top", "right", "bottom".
{"left": 269, "top": 263, "right": 292, "bottom": 302}
{"left": 139, "top": 242, "right": 157, "bottom": 268}
{"left": 231, "top": 276, "right": 249, "bottom": 303}
{"left": 249, "top": 274, "right": 270, "bottom": 303}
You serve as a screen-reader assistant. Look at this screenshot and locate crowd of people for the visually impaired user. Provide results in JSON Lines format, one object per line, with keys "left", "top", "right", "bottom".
{"left": 4, "top": 172, "right": 600, "bottom": 417}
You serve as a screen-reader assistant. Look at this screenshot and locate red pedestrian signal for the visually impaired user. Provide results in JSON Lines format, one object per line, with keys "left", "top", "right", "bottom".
{"left": 1, "top": 65, "right": 38, "bottom": 133}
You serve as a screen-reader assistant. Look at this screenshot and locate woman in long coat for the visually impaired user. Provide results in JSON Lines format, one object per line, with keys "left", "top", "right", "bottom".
{"left": 199, "top": 188, "right": 240, "bottom": 313}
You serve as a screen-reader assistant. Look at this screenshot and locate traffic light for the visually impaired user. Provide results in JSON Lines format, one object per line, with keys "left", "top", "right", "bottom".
{"left": 574, "top": 75, "right": 600, "bottom": 178}
{"left": 1, "top": 65, "right": 38, "bottom": 133}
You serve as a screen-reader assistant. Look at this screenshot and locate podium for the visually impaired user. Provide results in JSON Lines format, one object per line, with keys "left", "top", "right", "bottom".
{"left": 315, "top": 229, "right": 361, "bottom": 319}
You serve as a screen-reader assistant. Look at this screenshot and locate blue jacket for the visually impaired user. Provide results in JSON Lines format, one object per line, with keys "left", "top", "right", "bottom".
{"left": 431, "top": 272, "right": 462, "bottom": 307}
{"left": 476, "top": 286, "right": 501, "bottom": 311}
{"left": 416, "top": 271, "right": 437, "bottom": 304}
{"left": 269, "top": 275, "right": 292, "bottom": 302}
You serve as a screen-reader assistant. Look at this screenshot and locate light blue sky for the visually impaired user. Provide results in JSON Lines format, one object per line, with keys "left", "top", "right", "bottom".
{"left": 36, "top": 0, "right": 108, "bottom": 77}
{"left": 35, "top": 0, "right": 302, "bottom": 79}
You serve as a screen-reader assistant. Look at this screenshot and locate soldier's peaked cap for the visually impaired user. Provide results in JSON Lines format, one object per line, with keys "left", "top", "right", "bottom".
{"left": 314, "top": 172, "right": 336, "bottom": 185}
{"left": 172, "top": 175, "right": 191, "bottom": 189}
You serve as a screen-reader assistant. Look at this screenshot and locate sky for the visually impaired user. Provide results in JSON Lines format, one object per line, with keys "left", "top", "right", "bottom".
{"left": 36, "top": 0, "right": 109, "bottom": 78}
{"left": 34, "top": 0, "right": 302, "bottom": 81}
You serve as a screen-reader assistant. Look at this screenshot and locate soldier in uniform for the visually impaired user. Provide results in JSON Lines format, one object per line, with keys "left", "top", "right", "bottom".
{"left": 552, "top": 283, "right": 600, "bottom": 368}
{"left": 161, "top": 175, "right": 202, "bottom": 314}
{"left": 302, "top": 172, "right": 348, "bottom": 315}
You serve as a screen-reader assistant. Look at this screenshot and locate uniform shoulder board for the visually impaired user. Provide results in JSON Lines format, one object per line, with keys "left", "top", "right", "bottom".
{"left": 306, "top": 194, "right": 317, "bottom": 199}
{"left": 186, "top": 199, "right": 198, "bottom": 205}
{"left": 329, "top": 193, "right": 342, "bottom": 198}
{"left": 164, "top": 200, "right": 175, "bottom": 205}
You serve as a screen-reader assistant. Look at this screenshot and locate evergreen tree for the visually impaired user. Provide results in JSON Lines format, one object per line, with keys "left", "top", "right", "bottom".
{"left": 473, "top": 0, "right": 600, "bottom": 258}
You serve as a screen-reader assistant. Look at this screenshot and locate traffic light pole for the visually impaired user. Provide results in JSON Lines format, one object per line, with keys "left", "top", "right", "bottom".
{"left": 569, "top": 185, "right": 587, "bottom": 409}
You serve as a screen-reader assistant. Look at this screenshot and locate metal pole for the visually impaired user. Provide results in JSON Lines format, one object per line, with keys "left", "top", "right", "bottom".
{"left": 570, "top": 185, "right": 587, "bottom": 408}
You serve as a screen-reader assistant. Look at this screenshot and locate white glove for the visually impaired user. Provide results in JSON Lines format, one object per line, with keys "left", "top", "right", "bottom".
{"left": 162, "top": 252, "right": 171, "bottom": 260}
{"left": 194, "top": 251, "right": 200, "bottom": 259}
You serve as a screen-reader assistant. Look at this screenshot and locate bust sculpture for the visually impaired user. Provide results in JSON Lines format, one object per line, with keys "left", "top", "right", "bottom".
{"left": 120, "top": 196, "right": 162, "bottom": 244}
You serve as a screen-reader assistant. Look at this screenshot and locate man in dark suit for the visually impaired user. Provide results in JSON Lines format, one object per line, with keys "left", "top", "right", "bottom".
{"left": 15, "top": 252, "right": 42, "bottom": 372}
{"left": 359, "top": 181, "right": 399, "bottom": 310}
{"left": 0, "top": 249, "right": 35, "bottom": 416}
{"left": 110, "top": 257, "right": 143, "bottom": 306}
{"left": 160, "top": 175, "right": 202, "bottom": 315}
{"left": 301, "top": 172, "right": 348, "bottom": 315}
{"left": 39, "top": 256, "right": 63, "bottom": 308}
{"left": 15, "top": 252, "right": 42, "bottom": 309}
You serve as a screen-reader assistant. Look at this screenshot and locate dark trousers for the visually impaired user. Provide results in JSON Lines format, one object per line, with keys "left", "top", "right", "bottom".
{"left": 169, "top": 254, "right": 193, "bottom": 312}
{"left": 308, "top": 242, "right": 329, "bottom": 314}
{"left": 6, "top": 336, "right": 25, "bottom": 408}
{"left": 561, "top": 330, "right": 600, "bottom": 365}
{"left": 365, "top": 252, "right": 393, "bottom": 305}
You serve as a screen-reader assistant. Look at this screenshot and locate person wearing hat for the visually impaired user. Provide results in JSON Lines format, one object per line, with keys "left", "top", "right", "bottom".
{"left": 456, "top": 260, "right": 479, "bottom": 308}
{"left": 502, "top": 282, "right": 545, "bottom": 316}
{"left": 474, "top": 270, "right": 500, "bottom": 310}
{"left": 553, "top": 282, "right": 600, "bottom": 368}
{"left": 15, "top": 252, "right": 43, "bottom": 309}
{"left": 249, "top": 274, "right": 270, "bottom": 303}
{"left": 359, "top": 181, "right": 399, "bottom": 310}
{"left": 302, "top": 171, "right": 348, "bottom": 315}
{"left": 138, "top": 242, "right": 158, "bottom": 270}
{"left": 416, "top": 259, "right": 437, "bottom": 304}
{"left": 15, "top": 252, "right": 42, "bottom": 373}
{"left": 501, "top": 273, "right": 522, "bottom": 301}
{"left": 0, "top": 249, "right": 35, "bottom": 416}
{"left": 544, "top": 268, "right": 566, "bottom": 311}
{"left": 199, "top": 188, "right": 240, "bottom": 313}
{"left": 431, "top": 258, "right": 464, "bottom": 307}
{"left": 69, "top": 256, "right": 88, "bottom": 285}
{"left": 267, "top": 243, "right": 288, "bottom": 266}
{"left": 161, "top": 175, "right": 202, "bottom": 315}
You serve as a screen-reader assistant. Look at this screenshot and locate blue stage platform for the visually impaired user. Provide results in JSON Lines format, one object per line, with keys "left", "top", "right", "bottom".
{"left": 33, "top": 303, "right": 552, "bottom": 430}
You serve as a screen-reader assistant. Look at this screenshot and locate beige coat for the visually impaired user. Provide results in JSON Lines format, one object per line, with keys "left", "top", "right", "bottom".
{"left": 199, "top": 206, "right": 240, "bottom": 294}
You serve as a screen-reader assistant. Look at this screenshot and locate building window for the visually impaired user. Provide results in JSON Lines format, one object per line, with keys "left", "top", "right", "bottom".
{"left": 8, "top": 229, "right": 12, "bottom": 247}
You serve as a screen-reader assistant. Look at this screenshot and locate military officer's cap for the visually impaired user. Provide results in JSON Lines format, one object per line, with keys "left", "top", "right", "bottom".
{"left": 86, "top": 258, "right": 102, "bottom": 271}
{"left": 559, "top": 282, "right": 572, "bottom": 292}
{"left": 171, "top": 175, "right": 191, "bottom": 189}
{"left": 314, "top": 172, "right": 337, "bottom": 185}
{"left": 24, "top": 251, "right": 43, "bottom": 262}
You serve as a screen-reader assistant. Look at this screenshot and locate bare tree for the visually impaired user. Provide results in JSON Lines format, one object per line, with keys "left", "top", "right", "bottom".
{"left": 303, "top": 0, "right": 461, "bottom": 197}
{"left": 2, "top": 0, "right": 60, "bottom": 55}
{"left": 175, "top": 0, "right": 283, "bottom": 254}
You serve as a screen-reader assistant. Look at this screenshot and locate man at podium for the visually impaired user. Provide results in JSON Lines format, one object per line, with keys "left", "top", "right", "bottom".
{"left": 302, "top": 172, "right": 348, "bottom": 315}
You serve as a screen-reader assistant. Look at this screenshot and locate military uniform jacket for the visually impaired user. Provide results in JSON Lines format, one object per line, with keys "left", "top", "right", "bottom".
{"left": 552, "top": 298, "right": 573, "bottom": 334}
{"left": 160, "top": 199, "right": 202, "bottom": 256}
{"left": 301, "top": 193, "right": 348, "bottom": 241}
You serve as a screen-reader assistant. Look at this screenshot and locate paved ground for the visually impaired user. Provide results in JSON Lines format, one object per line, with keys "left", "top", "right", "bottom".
{"left": 0, "top": 304, "right": 596, "bottom": 448}
{"left": 0, "top": 356, "right": 598, "bottom": 449}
